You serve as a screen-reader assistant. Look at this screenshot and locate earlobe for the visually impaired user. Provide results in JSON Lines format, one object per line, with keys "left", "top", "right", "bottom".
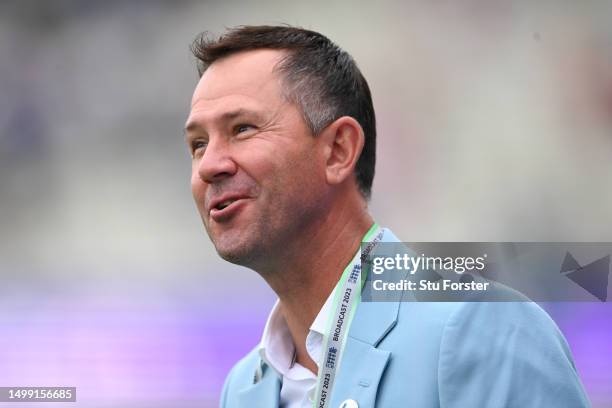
{"left": 323, "top": 116, "right": 365, "bottom": 187}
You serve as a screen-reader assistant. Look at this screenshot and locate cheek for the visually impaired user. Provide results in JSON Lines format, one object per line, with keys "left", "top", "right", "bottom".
{"left": 233, "top": 147, "right": 275, "bottom": 184}
{"left": 233, "top": 137, "right": 322, "bottom": 196}
{"left": 293, "top": 146, "right": 324, "bottom": 180}
{"left": 278, "top": 151, "right": 324, "bottom": 197}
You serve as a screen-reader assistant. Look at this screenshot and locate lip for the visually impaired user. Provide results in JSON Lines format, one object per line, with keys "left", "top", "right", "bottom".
{"left": 207, "top": 194, "right": 252, "bottom": 222}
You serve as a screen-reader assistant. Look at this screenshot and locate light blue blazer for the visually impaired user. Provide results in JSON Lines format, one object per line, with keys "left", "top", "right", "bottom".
{"left": 219, "top": 230, "right": 591, "bottom": 407}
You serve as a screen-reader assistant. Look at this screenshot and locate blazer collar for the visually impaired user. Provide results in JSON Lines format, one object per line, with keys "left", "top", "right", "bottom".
{"left": 350, "top": 226, "right": 403, "bottom": 346}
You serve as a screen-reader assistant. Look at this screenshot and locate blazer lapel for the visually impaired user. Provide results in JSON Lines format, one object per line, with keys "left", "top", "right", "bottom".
{"left": 237, "top": 365, "right": 281, "bottom": 408}
{"left": 349, "top": 297, "right": 399, "bottom": 346}
{"left": 330, "top": 299, "right": 400, "bottom": 407}
{"left": 330, "top": 337, "right": 391, "bottom": 407}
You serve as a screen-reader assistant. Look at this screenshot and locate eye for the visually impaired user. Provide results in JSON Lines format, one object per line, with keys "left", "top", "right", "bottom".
{"left": 191, "top": 140, "right": 208, "bottom": 154}
{"left": 235, "top": 124, "right": 254, "bottom": 134}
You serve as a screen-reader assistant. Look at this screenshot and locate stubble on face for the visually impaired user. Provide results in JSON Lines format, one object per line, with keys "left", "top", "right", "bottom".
{"left": 188, "top": 50, "right": 329, "bottom": 272}
{"left": 205, "top": 134, "right": 326, "bottom": 271}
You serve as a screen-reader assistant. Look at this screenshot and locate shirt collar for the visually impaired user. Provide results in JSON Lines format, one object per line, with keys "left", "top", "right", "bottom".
{"left": 259, "top": 299, "right": 294, "bottom": 376}
{"left": 258, "top": 282, "right": 336, "bottom": 377}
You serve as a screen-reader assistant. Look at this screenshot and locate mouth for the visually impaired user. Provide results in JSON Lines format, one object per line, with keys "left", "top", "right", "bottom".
{"left": 208, "top": 195, "right": 251, "bottom": 222}
{"left": 215, "top": 199, "right": 237, "bottom": 211}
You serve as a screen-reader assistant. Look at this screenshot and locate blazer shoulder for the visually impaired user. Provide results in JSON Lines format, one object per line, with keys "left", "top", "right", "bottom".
{"left": 437, "top": 300, "right": 591, "bottom": 407}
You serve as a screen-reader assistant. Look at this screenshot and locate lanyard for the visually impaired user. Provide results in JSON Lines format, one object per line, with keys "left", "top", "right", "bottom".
{"left": 313, "top": 224, "right": 384, "bottom": 408}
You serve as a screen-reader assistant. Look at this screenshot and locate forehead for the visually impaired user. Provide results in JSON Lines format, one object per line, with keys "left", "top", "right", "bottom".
{"left": 188, "top": 49, "right": 287, "bottom": 120}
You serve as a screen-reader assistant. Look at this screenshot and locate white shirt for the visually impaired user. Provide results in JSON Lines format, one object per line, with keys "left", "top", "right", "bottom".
{"left": 258, "top": 288, "right": 336, "bottom": 408}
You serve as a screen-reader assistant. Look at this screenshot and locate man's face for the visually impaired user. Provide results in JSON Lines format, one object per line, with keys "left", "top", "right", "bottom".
{"left": 185, "top": 49, "right": 328, "bottom": 267}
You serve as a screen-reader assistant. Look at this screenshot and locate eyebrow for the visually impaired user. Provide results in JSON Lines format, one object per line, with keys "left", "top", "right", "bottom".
{"left": 184, "top": 108, "right": 263, "bottom": 136}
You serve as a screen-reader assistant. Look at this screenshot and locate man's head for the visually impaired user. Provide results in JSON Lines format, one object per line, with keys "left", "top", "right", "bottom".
{"left": 185, "top": 26, "right": 377, "bottom": 269}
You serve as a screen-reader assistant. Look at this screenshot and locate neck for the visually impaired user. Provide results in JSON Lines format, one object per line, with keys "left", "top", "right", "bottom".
{"left": 260, "top": 189, "right": 374, "bottom": 373}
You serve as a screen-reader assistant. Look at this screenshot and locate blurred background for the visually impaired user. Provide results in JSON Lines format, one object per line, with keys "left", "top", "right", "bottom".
{"left": 1, "top": 0, "right": 611, "bottom": 407}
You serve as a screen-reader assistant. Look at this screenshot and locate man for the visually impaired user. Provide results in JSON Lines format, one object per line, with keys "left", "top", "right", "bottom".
{"left": 184, "top": 26, "right": 590, "bottom": 408}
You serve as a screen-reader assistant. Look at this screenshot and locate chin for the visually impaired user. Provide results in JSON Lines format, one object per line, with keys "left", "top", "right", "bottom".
{"left": 214, "top": 239, "right": 259, "bottom": 267}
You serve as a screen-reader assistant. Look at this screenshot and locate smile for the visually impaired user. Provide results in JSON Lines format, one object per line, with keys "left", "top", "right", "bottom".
{"left": 209, "top": 197, "right": 251, "bottom": 222}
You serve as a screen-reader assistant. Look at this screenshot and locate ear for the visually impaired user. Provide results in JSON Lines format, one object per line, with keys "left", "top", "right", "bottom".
{"left": 319, "top": 116, "right": 365, "bottom": 188}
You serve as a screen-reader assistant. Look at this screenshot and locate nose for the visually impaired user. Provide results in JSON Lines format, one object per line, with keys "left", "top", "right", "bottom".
{"left": 196, "top": 137, "right": 238, "bottom": 184}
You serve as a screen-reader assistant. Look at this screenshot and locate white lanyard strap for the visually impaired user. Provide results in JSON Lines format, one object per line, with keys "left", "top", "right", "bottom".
{"left": 313, "top": 224, "right": 384, "bottom": 408}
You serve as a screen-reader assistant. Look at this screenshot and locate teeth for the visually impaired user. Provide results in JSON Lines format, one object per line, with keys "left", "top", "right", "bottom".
{"left": 217, "top": 200, "right": 235, "bottom": 210}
